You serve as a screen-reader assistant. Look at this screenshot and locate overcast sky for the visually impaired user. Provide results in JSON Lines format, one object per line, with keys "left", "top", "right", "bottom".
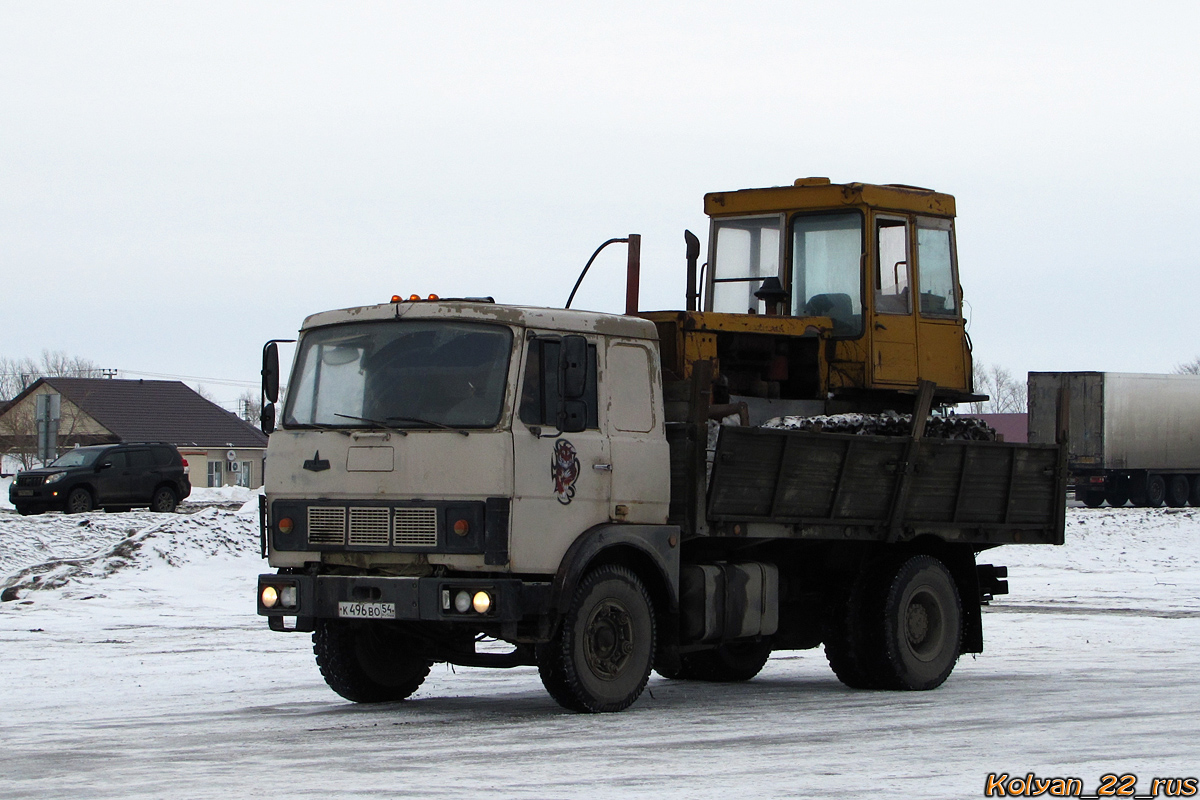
{"left": 3, "top": 2, "right": 1199, "bottom": 410}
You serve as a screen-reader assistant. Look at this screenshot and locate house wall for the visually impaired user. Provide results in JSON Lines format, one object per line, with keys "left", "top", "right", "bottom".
{"left": 180, "top": 448, "right": 265, "bottom": 489}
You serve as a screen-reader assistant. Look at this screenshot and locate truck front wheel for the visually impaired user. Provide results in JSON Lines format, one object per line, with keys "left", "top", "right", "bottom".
{"left": 537, "top": 565, "right": 656, "bottom": 713}
{"left": 312, "top": 620, "right": 431, "bottom": 703}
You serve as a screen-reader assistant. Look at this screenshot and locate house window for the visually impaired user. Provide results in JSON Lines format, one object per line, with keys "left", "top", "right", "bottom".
{"left": 207, "top": 460, "right": 223, "bottom": 487}
{"left": 238, "top": 461, "right": 253, "bottom": 488}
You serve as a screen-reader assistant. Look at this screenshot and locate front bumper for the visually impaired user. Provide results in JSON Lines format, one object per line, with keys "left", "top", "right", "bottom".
{"left": 256, "top": 573, "right": 551, "bottom": 631}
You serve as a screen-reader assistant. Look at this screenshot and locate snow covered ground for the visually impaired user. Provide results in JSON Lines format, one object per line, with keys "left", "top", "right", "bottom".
{"left": 1, "top": 503, "right": 1198, "bottom": 799}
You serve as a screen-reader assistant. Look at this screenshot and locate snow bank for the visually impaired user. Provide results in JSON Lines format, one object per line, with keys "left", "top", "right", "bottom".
{"left": 0, "top": 507, "right": 258, "bottom": 601}
{"left": 183, "top": 484, "right": 261, "bottom": 506}
{"left": 0, "top": 475, "right": 12, "bottom": 510}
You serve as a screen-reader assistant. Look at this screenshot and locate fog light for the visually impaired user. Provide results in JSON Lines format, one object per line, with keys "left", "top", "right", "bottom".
{"left": 452, "top": 519, "right": 470, "bottom": 537}
{"left": 279, "top": 586, "right": 298, "bottom": 609}
{"left": 278, "top": 517, "right": 294, "bottom": 535}
{"left": 261, "top": 585, "right": 279, "bottom": 608}
{"left": 454, "top": 590, "right": 471, "bottom": 613}
{"left": 472, "top": 591, "right": 491, "bottom": 614}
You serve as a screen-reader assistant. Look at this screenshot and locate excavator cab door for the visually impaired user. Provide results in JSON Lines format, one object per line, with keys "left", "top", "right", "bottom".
{"left": 870, "top": 215, "right": 918, "bottom": 385}
{"left": 913, "top": 216, "right": 968, "bottom": 390}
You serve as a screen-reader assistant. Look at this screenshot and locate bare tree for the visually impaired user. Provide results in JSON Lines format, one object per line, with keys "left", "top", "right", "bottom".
{"left": 968, "top": 362, "right": 1028, "bottom": 414}
{"left": 1174, "top": 358, "right": 1200, "bottom": 375}
{"left": 0, "top": 350, "right": 105, "bottom": 468}
{"left": 0, "top": 350, "right": 104, "bottom": 402}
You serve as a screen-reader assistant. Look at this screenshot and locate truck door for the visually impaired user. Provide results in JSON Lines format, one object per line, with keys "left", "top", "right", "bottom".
{"left": 606, "top": 339, "right": 670, "bottom": 524}
{"left": 871, "top": 215, "right": 918, "bottom": 386}
{"left": 913, "top": 215, "right": 968, "bottom": 390}
{"left": 511, "top": 333, "right": 611, "bottom": 575}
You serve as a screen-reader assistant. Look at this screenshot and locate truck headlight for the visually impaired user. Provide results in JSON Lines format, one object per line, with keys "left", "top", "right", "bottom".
{"left": 472, "top": 591, "right": 492, "bottom": 614}
{"left": 261, "top": 585, "right": 279, "bottom": 608}
{"left": 279, "top": 585, "right": 298, "bottom": 609}
{"left": 454, "top": 590, "right": 471, "bottom": 613}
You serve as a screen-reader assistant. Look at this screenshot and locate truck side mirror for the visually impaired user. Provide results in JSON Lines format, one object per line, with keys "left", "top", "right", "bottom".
{"left": 559, "top": 400, "right": 587, "bottom": 433}
{"left": 262, "top": 403, "right": 276, "bottom": 435}
{"left": 262, "top": 342, "right": 280, "bottom": 404}
{"left": 561, "top": 335, "right": 587, "bottom": 399}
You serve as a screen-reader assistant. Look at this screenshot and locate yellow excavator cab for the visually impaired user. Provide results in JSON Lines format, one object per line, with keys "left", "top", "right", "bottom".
{"left": 643, "top": 178, "right": 975, "bottom": 414}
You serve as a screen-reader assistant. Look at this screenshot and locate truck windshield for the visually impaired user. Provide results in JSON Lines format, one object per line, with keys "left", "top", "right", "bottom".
{"left": 283, "top": 321, "right": 514, "bottom": 430}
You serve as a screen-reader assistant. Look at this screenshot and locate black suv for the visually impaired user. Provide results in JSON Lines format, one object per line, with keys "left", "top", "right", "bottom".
{"left": 9, "top": 443, "right": 192, "bottom": 515}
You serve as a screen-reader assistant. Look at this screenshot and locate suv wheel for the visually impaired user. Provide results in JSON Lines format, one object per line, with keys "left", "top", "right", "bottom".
{"left": 66, "top": 487, "right": 94, "bottom": 514}
{"left": 150, "top": 486, "right": 178, "bottom": 513}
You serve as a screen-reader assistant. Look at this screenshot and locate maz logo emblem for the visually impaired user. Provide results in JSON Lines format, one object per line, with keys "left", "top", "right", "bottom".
{"left": 303, "top": 451, "right": 330, "bottom": 472}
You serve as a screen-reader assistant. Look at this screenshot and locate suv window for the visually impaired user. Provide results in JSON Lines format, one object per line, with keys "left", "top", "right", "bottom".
{"left": 127, "top": 449, "right": 155, "bottom": 469}
{"left": 103, "top": 451, "right": 128, "bottom": 469}
{"left": 150, "top": 446, "right": 179, "bottom": 466}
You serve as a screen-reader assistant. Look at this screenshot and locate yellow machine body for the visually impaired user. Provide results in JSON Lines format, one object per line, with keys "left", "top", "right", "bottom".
{"left": 642, "top": 178, "right": 974, "bottom": 413}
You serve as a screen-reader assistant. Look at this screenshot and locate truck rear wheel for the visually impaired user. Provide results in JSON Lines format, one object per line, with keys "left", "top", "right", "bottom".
{"left": 876, "top": 555, "right": 962, "bottom": 690}
{"left": 537, "top": 565, "right": 655, "bottom": 713}
{"left": 822, "top": 557, "right": 895, "bottom": 690}
{"left": 312, "top": 620, "right": 431, "bottom": 703}
{"left": 665, "top": 640, "right": 773, "bottom": 682}
{"left": 1082, "top": 491, "right": 1105, "bottom": 508}
{"left": 1105, "top": 487, "right": 1129, "bottom": 508}
{"left": 1142, "top": 475, "right": 1166, "bottom": 508}
{"left": 1166, "top": 475, "right": 1190, "bottom": 508}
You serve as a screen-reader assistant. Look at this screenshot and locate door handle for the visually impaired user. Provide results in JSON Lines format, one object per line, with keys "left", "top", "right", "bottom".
{"left": 593, "top": 463, "right": 612, "bottom": 472}
{"left": 875, "top": 322, "right": 887, "bottom": 330}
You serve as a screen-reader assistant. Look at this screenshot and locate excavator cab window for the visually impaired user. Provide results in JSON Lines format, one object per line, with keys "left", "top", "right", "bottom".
{"left": 789, "top": 211, "right": 864, "bottom": 335}
{"left": 709, "top": 215, "right": 783, "bottom": 314}
{"left": 874, "top": 217, "right": 911, "bottom": 314}
{"left": 915, "top": 217, "right": 958, "bottom": 317}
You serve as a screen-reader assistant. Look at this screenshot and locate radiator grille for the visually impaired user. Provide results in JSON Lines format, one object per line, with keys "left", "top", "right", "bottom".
{"left": 15, "top": 474, "right": 44, "bottom": 487}
{"left": 348, "top": 507, "right": 391, "bottom": 547}
{"left": 307, "top": 507, "right": 346, "bottom": 546}
{"left": 393, "top": 507, "right": 438, "bottom": 547}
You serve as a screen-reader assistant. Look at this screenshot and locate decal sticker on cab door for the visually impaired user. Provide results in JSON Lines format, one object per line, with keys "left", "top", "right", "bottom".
{"left": 551, "top": 438, "right": 580, "bottom": 505}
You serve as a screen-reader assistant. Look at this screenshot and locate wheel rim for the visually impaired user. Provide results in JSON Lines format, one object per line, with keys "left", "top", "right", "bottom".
{"left": 69, "top": 491, "right": 90, "bottom": 513}
{"left": 903, "top": 587, "right": 945, "bottom": 662}
{"left": 582, "top": 599, "right": 634, "bottom": 681}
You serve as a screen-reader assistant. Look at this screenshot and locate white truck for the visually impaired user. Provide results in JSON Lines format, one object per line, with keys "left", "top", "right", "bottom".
{"left": 255, "top": 179, "right": 1067, "bottom": 712}
{"left": 1029, "top": 371, "right": 1200, "bottom": 508}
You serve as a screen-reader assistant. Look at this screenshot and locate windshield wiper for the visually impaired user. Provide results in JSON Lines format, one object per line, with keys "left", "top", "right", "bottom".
{"left": 387, "top": 416, "right": 470, "bottom": 437}
{"left": 285, "top": 422, "right": 351, "bottom": 436}
{"left": 333, "top": 414, "right": 409, "bottom": 435}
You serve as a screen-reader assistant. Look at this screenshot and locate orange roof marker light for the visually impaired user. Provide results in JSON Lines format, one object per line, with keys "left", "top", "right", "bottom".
{"left": 428, "top": 294, "right": 439, "bottom": 300}
{"left": 391, "top": 295, "right": 402, "bottom": 303}
{"left": 409, "top": 294, "right": 421, "bottom": 301}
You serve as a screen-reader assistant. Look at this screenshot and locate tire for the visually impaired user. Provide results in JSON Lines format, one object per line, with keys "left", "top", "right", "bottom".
{"left": 1189, "top": 476, "right": 1200, "bottom": 507}
{"left": 1105, "top": 487, "right": 1128, "bottom": 508}
{"left": 537, "top": 565, "right": 656, "bottom": 713}
{"left": 150, "top": 486, "right": 178, "bottom": 513}
{"left": 66, "top": 487, "right": 93, "bottom": 514}
{"left": 822, "top": 557, "right": 896, "bottom": 690}
{"left": 668, "top": 640, "right": 772, "bottom": 682}
{"left": 1082, "top": 491, "right": 1105, "bottom": 508}
{"left": 1143, "top": 475, "right": 1166, "bottom": 508}
{"left": 1166, "top": 475, "right": 1190, "bottom": 508}
{"left": 312, "top": 620, "right": 431, "bottom": 703}
{"left": 875, "top": 555, "right": 962, "bottom": 690}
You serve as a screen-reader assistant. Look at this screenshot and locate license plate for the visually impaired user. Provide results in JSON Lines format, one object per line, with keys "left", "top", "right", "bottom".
{"left": 337, "top": 601, "right": 396, "bottom": 619}
{"left": 16, "top": 490, "right": 33, "bottom": 497}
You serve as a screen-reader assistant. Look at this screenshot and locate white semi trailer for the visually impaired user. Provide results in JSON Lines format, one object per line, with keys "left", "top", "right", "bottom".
{"left": 1029, "top": 371, "right": 1200, "bottom": 508}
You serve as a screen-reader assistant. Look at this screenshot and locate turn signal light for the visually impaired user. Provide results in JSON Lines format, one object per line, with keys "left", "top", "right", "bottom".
{"left": 452, "top": 519, "right": 470, "bottom": 536}
{"left": 278, "top": 517, "right": 294, "bottom": 534}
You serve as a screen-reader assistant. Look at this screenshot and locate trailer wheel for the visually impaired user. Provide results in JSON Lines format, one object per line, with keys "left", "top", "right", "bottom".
{"left": 1189, "top": 477, "right": 1200, "bottom": 507}
{"left": 1082, "top": 491, "right": 1105, "bottom": 508}
{"left": 1143, "top": 475, "right": 1166, "bottom": 508}
{"left": 876, "top": 555, "right": 962, "bottom": 690}
{"left": 537, "top": 565, "right": 655, "bottom": 713}
{"left": 1166, "top": 475, "right": 1190, "bottom": 508}
{"left": 1105, "top": 487, "right": 1128, "bottom": 508}
{"left": 312, "top": 620, "right": 431, "bottom": 703}
{"left": 666, "top": 640, "right": 773, "bottom": 682}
